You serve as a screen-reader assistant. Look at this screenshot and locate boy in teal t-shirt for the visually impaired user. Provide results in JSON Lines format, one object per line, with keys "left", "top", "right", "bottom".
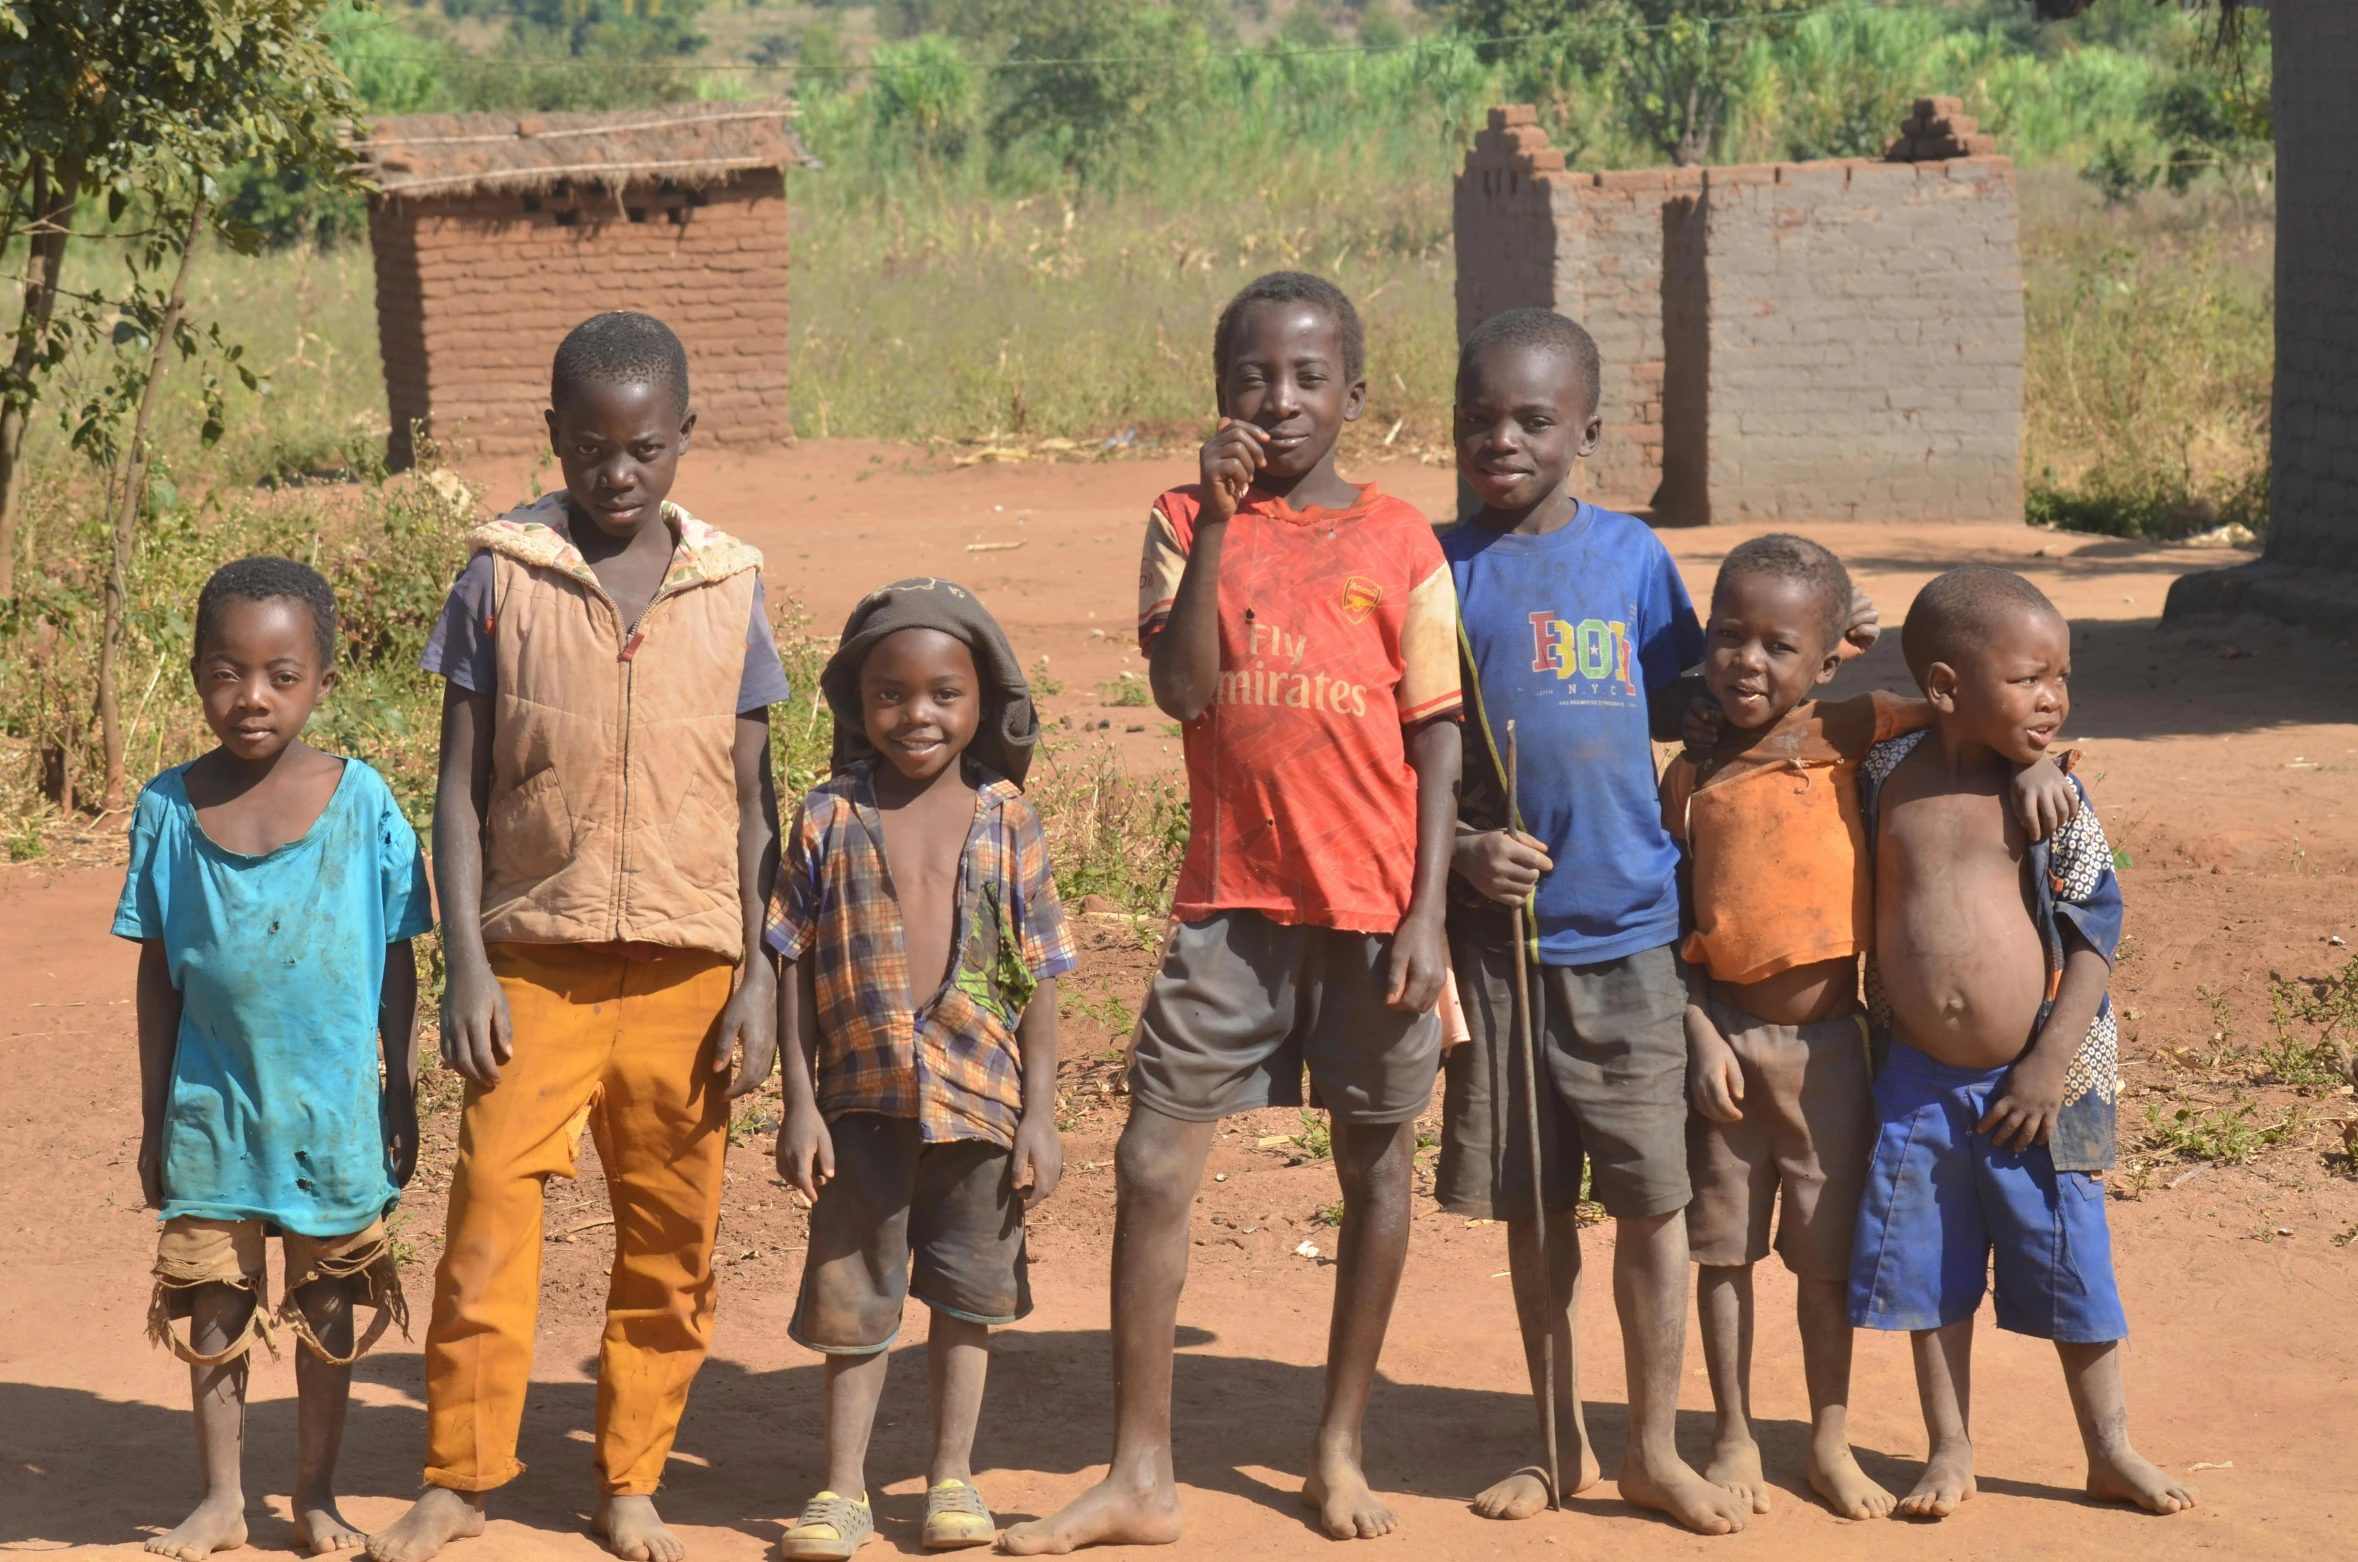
{"left": 116, "top": 557, "right": 432, "bottom": 1558}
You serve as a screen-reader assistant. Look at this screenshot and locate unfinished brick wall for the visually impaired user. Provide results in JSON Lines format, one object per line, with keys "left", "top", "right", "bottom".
{"left": 369, "top": 168, "right": 791, "bottom": 468}
{"left": 1453, "top": 107, "right": 2023, "bottom": 524}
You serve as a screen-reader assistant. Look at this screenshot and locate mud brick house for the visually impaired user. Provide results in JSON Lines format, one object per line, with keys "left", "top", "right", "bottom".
{"left": 355, "top": 103, "right": 810, "bottom": 468}
{"left": 1454, "top": 102, "right": 2024, "bottom": 527}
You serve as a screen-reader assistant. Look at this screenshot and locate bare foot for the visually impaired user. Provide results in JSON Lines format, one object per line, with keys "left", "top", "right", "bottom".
{"left": 1703, "top": 1434, "right": 1773, "bottom": 1515}
{"left": 1895, "top": 1439, "right": 1975, "bottom": 1521}
{"left": 1806, "top": 1438, "right": 1896, "bottom": 1521}
{"left": 146, "top": 1494, "right": 248, "bottom": 1561}
{"left": 1301, "top": 1445, "right": 1398, "bottom": 1540}
{"left": 367, "top": 1487, "right": 486, "bottom": 1562}
{"left": 2086, "top": 1445, "right": 2197, "bottom": 1515}
{"left": 294, "top": 1493, "right": 367, "bottom": 1554}
{"left": 1619, "top": 1446, "right": 1749, "bottom": 1536}
{"left": 1470, "top": 1466, "right": 1551, "bottom": 1522}
{"left": 997, "top": 1475, "right": 1182, "bottom": 1555}
{"left": 597, "top": 1495, "right": 687, "bottom": 1562}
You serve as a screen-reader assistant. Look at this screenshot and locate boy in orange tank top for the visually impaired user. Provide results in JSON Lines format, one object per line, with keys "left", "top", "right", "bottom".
{"left": 1663, "top": 535, "right": 2071, "bottom": 1521}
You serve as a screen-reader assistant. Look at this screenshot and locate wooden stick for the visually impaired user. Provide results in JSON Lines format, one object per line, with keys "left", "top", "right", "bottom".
{"left": 1505, "top": 721, "right": 1560, "bottom": 1507}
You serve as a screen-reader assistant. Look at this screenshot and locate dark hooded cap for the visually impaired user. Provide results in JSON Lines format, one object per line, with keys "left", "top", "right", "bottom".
{"left": 821, "top": 577, "right": 1039, "bottom": 787}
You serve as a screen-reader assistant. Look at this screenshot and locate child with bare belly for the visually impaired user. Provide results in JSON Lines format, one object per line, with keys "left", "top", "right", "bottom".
{"left": 1848, "top": 565, "right": 2196, "bottom": 1521}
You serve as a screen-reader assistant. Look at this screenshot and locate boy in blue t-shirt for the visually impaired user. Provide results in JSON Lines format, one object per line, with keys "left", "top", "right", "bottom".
{"left": 1439, "top": 309, "right": 1841, "bottom": 1536}
{"left": 117, "top": 558, "right": 432, "bottom": 1559}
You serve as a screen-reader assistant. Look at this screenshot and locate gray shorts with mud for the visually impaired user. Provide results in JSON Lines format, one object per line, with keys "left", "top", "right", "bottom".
{"left": 1436, "top": 935, "right": 1692, "bottom": 1223}
{"left": 790, "top": 1112, "right": 1031, "bottom": 1354}
{"left": 1129, "top": 909, "right": 1443, "bottom": 1126}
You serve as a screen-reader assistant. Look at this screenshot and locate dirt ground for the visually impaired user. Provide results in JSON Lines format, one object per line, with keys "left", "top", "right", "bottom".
{"left": 4, "top": 440, "right": 2353, "bottom": 1562}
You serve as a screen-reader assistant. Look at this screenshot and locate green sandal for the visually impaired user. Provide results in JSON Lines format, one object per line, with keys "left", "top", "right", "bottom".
{"left": 921, "top": 1479, "right": 996, "bottom": 1550}
{"left": 781, "top": 1490, "right": 874, "bottom": 1561}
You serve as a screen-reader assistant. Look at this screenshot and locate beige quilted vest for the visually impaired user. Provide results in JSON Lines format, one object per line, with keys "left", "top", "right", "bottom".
{"left": 472, "top": 495, "right": 764, "bottom": 958}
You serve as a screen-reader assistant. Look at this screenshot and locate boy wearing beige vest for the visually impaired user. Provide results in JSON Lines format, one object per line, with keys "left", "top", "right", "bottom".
{"left": 371, "top": 314, "right": 786, "bottom": 1562}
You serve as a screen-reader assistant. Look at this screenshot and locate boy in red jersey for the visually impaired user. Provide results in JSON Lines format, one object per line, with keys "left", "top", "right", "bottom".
{"left": 1005, "top": 273, "right": 1460, "bottom": 1553}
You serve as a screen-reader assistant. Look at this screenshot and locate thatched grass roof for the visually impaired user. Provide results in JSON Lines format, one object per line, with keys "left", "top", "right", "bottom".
{"left": 356, "top": 102, "right": 813, "bottom": 199}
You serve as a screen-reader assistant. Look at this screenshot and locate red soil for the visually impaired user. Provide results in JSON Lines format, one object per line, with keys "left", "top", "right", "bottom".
{"left": 4, "top": 440, "right": 2352, "bottom": 1561}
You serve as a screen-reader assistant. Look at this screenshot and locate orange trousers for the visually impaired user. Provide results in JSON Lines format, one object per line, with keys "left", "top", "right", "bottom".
{"left": 422, "top": 942, "right": 735, "bottom": 1496}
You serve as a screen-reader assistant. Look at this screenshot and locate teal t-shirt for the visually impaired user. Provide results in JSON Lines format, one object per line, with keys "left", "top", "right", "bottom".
{"left": 112, "top": 758, "right": 434, "bottom": 1236}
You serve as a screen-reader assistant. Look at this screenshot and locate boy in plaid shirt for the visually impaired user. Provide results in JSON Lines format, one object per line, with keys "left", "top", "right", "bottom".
{"left": 767, "top": 579, "right": 1075, "bottom": 1559}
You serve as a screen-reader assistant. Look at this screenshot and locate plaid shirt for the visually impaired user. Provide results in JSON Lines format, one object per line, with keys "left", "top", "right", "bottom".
{"left": 764, "top": 761, "right": 1077, "bottom": 1147}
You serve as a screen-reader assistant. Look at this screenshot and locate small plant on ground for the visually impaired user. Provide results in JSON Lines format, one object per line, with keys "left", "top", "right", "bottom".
{"left": 1313, "top": 1199, "right": 1344, "bottom": 1228}
{"left": 1030, "top": 656, "right": 1065, "bottom": 696}
{"left": 1097, "top": 672, "right": 1153, "bottom": 708}
{"left": 1295, "top": 1109, "right": 1333, "bottom": 1162}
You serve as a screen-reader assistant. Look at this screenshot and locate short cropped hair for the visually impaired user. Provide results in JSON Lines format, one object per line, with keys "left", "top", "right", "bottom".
{"left": 1715, "top": 533, "right": 1853, "bottom": 652}
{"left": 551, "top": 311, "right": 691, "bottom": 416}
{"left": 1901, "top": 565, "right": 2060, "bottom": 685}
{"left": 1214, "top": 271, "right": 1365, "bottom": 387}
{"left": 1458, "top": 308, "right": 1602, "bottom": 420}
{"left": 195, "top": 556, "right": 338, "bottom": 666}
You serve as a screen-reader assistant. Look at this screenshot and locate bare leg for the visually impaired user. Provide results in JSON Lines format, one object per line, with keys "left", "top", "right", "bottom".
{"left": 365, "top": 1489, "right": 485, "bottom": 1562}
{"left": 1472, "top": 1212, "right": 1596, "bottom": 1520}
{"left": 999, "top": 1107, "right": 1213, "bottom": 1554}
{"left": 1695, "top": 1264, "right": 1768, "bottom": 1513}
{"left": 819, "top": 1347, "right": 893, "bottom": 1497}
{"left": 147, "top": 1285, "right": 253, "bottom": 1561}
{"left": 928, "top": 1312, "right": 992, "bottom": 1487}
{"left": 1798, "top": 1278, "right": 1892, "bottom": 1519}
{"left": 2058, "top": 1341, "right": 2195, "bottom": 1514}
{"left": 290, "top": 1276, "right": 366, "bottom": 1552}
{"left": 1300, "top": 1119, "right": 1416, "bottom": 1539}
{"left": 1612, "top": 1210, "right": 1749, "bottom": 1535}
{"left": 1897, "top": 1321, "right": 1975, "bottom": 1519}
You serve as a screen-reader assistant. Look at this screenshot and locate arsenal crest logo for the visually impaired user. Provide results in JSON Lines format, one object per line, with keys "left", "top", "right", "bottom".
{"left": 1339, "top": 575, "right": 1382, "bottom": 623}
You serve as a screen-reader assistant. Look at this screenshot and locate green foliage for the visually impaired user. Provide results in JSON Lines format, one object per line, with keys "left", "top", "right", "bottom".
{"left": 1097, "top": 672, "right": 1153, "bottom": 707}
{"left": 1296, "top": 1109, "right": 1333, "bottom": 1160}
{"left": 2260, "top": 959, "right": 2358, "bottom": 1091}
{"left": 443, "top": 0, "right": 707, "bottom": 57}
{"left": 2140, "top": 1094, "right": 2302, "bottom": 1167}
{"left": 870, "top": 33, "right": 985, "bottom": 159}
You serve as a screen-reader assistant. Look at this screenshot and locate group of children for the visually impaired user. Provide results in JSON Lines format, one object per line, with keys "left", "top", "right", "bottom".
{"left": 121, "top": 284, "right": 2194, "bottom": 1562}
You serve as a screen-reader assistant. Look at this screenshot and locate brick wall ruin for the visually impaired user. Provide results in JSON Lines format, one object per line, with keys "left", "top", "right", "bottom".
{"left": 1455, "top": 105, "right": 2024, "bottom": 525}
{"left": 370, "top": 169, "right": 791, "bottom": 468}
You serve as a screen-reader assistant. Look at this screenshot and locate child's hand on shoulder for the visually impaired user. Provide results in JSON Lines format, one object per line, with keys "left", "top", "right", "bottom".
{"left": 1839, "top": 586, "right": 1881, "bottom": 662}
{"left": 1981, "top": 1049, "right": 2067, "bottom": 1151}
{"left": 1199, "top": 418, "right": 1267, "bottom": 523}
{"left": 1451, "top": 829, "right": 1554, "bottom": 905}
{"left": 776, "top": 1096, "right": 835, "bottom": 1202}
{"left": 1011, "top": 1112, "right": 1063, "bottom": 1210}
{"left": 2009, "top": 755, "right": 2080, "bottom": 843}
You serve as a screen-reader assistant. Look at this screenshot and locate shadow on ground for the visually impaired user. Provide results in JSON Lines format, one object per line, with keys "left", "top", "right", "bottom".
{"left": 2, "top": 1323, "right": 2106, "bottom": 1554}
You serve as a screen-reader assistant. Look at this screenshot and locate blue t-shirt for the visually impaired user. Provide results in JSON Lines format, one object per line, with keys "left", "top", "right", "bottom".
{"left": 112, "top": 759, "right": 435, "bottom": 1235}
{"left": 1444, "top": 503, "right": 1705, "bottom": 965}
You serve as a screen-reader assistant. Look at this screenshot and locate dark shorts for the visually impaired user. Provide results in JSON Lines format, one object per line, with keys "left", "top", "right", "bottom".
{"left": 1129, "top": 910, "right": 1443, "bottom": 1126}
{"left": 1848, "top": 1040, "right": 2127, "bottom": 1343}
{"left": 790, "top": 1113, "right": 1031, "bottom": 1355}
{"left": 1437, "top": 934, "right": 1691, "bottom": 1222}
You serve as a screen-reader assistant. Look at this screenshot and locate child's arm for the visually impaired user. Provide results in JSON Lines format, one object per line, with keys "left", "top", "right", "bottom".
{"left": 1148, "top": 423, "right": 1267, "bottom": 720}
{"left": 382, "top": 938, "right": 421, "bottom": 1187}
{"left": 1010, "top": 977, "right": 1063, "bottom": 1210}
{"left": 774, "top": 955, "right": 833, "bottom": 1200}
{"left": 713, "top": 711, "right": 782, "bottom": 1098}
{"left": 1684, "top": 960, "right": 1745, "bottom": 1124}
{"left": 1981, "top": 928, "right": 2107, "bottom": 1151}
{"left": 134, "top": 941, "right": 182, "bottom": 1211}
{"left": 433, "top": 686, "right": 513, "bottom": 1085}
{"left": 1450, "top": 821, "right": 1555, "bottom": 904}
{"left": 1387, "top": 715, "right": 1462, "bottom": 1013}
{"left": 2009, "top": 756, "right": 2080, "bottom": 843}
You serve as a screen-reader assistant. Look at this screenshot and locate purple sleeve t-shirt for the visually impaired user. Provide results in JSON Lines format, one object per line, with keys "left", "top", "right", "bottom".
{"left": 420, "top": 552, "right": 794, "bottom": 713}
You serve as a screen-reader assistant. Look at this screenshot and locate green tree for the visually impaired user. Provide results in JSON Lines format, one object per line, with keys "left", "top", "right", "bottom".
{"left": 984, "top": 0, "right": 1219, "bottom": 183}
{"left": 0, "top": 0, "right": 359, "bottom": 804}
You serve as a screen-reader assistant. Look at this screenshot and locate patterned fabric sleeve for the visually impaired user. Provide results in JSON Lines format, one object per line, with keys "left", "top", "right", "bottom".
{"left": 2046, "top": 778, "right": 2123, "bottom": 967}
{"left": 1397, "top": 560, "right": 1464, "bottom": 724}
{"left": 1011, "top": 799, "right": 1080, "bottom": 982}
{"left": 762, "top": 796, "right": 828, "bottom": 961}
{"left": 1136, "top": 496, "right": 1190, "bottom": 653}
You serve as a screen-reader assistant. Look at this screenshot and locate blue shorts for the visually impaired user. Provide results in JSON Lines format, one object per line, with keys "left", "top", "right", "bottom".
{"left": 1848, "top": 1040, "right": 2127, "bottom": 1343}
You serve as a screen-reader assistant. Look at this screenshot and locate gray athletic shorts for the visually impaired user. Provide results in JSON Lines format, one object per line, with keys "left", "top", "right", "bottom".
{"left": 1129, "top": 910, "right": 1443, "bottom": 1125}
{"left": 1436, "top": 933, "right": 1692, "bottom": 1222}
{"left": 790, "top": 1112, "right": 1031, "bottom": 1354}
